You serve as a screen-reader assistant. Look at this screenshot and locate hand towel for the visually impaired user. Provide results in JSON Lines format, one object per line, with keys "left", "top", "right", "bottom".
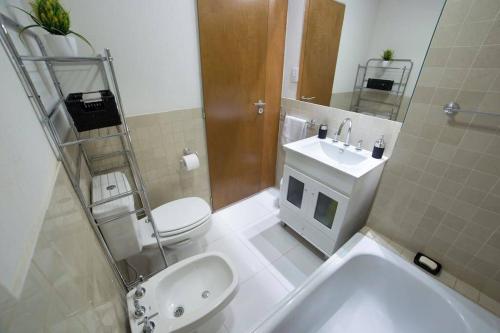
{"left": 281, "top": 115, "right": 308, "bottom": 145}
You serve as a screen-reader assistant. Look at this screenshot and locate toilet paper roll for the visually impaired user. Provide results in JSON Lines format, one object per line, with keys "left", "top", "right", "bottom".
{"left": 181, "top": 153, "right": 200, "bottom": 171}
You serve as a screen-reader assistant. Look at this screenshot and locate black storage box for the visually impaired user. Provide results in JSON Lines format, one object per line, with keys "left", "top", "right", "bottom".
{"left": 65, "top": 90, "right": 121, "bottom": 132}
{"left": 366, "top": 78, "right": 394, "bottom": 91}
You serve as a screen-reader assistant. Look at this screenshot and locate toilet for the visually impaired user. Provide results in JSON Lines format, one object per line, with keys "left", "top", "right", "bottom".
{"left": 91, "top": 171, "right": 211, "bottom": 262}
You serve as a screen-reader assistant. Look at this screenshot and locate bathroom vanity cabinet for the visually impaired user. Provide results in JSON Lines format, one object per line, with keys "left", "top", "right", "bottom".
{"left": 279, "top": 138, "right": 387, "bottom": 256}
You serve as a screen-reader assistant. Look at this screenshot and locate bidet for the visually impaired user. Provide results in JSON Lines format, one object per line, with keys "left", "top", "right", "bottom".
{"left": 127, "top": 252, "right": 238, "bottom": 333}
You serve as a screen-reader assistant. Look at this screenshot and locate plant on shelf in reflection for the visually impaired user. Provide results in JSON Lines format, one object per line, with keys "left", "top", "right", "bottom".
{"left": 381, "top": 49, "right": 394, "bottom": 61}
{"left": 14, "top": 0, "right": 93, "bottom": 56}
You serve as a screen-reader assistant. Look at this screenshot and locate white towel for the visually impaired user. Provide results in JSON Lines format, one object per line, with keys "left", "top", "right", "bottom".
{"left": 281, "top": 115, "right": 308, "bottom": 145}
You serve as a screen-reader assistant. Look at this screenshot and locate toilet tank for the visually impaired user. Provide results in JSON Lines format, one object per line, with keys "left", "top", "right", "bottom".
{"left": 92, "top": 172, "right": 143, "bottom": 261}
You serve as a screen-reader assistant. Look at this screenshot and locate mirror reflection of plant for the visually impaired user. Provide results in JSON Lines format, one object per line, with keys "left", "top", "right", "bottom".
{"left": 13, "top": 0, "right": 93, "bottom": 50}
{"left": 381, "top": 49, "right": 394, "bottom": 61}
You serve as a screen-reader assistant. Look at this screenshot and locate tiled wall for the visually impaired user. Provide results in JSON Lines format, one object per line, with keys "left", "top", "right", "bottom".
{"left": 277, "top": 98, "right": 402, "bottom": 185}
{"left": 367, "top": 0, "right": 500, "bottom": 302}
{"left": 0, "top": 167, "right": 127, "bottom": 332}
{"left": 127, "top": 109, "right": 211, "bottom": 208}
{"left": 83, "top": 108, "right": 211, "bottom": 209}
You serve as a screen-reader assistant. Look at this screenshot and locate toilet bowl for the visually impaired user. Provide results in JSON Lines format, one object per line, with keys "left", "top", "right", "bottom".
{"left": 91, "top": 172, "right": 211, "bottom": 261}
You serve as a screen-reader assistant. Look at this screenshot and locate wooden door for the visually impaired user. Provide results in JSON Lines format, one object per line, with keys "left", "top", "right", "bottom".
{"left": 297, "top": 0, "right": 345, "bottom": 106}
{"left": 198, "top": 0, "right": 287, "bottom": 210}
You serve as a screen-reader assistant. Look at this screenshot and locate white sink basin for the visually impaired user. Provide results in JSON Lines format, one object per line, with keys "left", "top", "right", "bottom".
{"left": 283, "top": 136, "right": 387, "bottom": 178}
{"left": 127, "top": 252, "right": 238, "bottom": 333}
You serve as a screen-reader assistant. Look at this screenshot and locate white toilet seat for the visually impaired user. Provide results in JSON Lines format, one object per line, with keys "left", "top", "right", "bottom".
{"left": 139, "top": 196, "right": 212, "bottom": 249}
{"left": 153, "top": 197, "right": 211, "bottom": 234}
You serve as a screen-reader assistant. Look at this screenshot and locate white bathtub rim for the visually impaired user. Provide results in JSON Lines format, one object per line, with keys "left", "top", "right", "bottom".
{"left": 251, "top": 232, "right": 500, "bottom": 332}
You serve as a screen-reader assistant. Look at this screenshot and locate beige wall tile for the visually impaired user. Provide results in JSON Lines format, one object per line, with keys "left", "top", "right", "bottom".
{"left": 439, "top": 68, "right": 468, "bottom": 88}
{"left": 425, "top": 48, "right": 452, "bottom": 67}
{"left": 467, "top": 0, "right": 500, "bottom": 22}
{"left": 0, "top": 168, "right": 126, "bottom": 332}
{"left": 485, "top": 20, "right": 500, "bottom": 44}
{"left": 474, "top": 45, "right": 500, "bottom": 68}
{"left": 440, "top": 0, "right": 473, "bottom": 26}
{"left": 463, "top": 69, "right": 499, "bottom": 91}
{"left": 456, "top": 21, "right": 494, "bottom": 47}
{"left": 447, "top": 47, "right": 479, "bottom": 68}
{"left": 368, "top": 0, "right": 500, "bottom": 303}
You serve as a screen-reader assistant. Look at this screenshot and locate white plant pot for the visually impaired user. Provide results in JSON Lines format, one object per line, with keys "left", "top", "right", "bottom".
{"left": 43, "top": 34, "right": 78, "bottom": 57}
{"left": 374, "top": 60, "right": 391, "bottom": 77}
{"left": 381, "top": 60, "right": 392, "bottom": 67}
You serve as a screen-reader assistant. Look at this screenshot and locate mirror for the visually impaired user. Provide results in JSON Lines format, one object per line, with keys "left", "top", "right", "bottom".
{"left": 282, "top": 0, "right": 446, "bottom": 122}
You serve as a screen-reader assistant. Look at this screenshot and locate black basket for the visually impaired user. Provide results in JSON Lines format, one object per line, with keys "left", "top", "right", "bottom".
{"left": 65, "top": 90, "right": 122, "bottom": 132}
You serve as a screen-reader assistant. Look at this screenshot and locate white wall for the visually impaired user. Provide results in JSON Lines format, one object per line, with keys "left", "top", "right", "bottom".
{"left": 333, "top": 0, "right": 380, "bottom": 93}
{"left": 282, "top": 0, "right": 307, "bottom": 99}
{"left": 0, "top": 38, "right": 59, "bottom": 297}
{"left": 63, "top": 0, "right": 203, "bottom": 116}
{"left": 365, "top": 0, "right": 444, "bottom": 96}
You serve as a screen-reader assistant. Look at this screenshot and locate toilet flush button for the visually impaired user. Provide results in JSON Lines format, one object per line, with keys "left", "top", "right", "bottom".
{"left": 106, "top": 185, "right": 116, "bottom": 191}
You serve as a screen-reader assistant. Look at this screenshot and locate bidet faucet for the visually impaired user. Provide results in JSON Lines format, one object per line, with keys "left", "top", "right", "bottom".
{"left": 134, "top": 299, "right": 146, "bottom": 319}
{"left": 141, "top": 316, "right": 155, "bottom": 333}
{"left": 134, "top": 275, "right": 146, "bottom": 299}
{"left": 332, "top": 118, "right": 352, "bottom": 147}
{"left": 138, "top": 313, "right": 158, "bottom": 333}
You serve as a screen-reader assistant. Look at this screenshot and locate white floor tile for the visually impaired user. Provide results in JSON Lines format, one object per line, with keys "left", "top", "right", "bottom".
{"left": 212, "top": 197, "right": 273, "bottom": 232}
{"left": 269, "top": 243, "right": 325, "bottom": 288}
{"left": 251, "top": 187, "right": 280, "bottom": 212}
{"left": 223, "top": 269, "right": 289, "bottom": 333}
{"left": 204, "top": 236, "right": 265, "bottom": 282}
{"left": 243, "top": 216, "right": 302, "bottom": 265}
{"left": 203, "top": 219, "right": 233, "bottom": 245}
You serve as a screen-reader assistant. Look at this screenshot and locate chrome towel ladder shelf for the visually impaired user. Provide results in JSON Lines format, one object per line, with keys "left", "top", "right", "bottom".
{"left": 0, "top": 13, "right": 167, "bottom": 291}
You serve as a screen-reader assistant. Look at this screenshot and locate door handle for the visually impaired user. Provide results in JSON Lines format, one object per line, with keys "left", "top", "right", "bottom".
{"left": 301, "top": 96, "right": 316, "bottom": 101}
{"left": 254, "top": 100, "right": 266, "bottom": 114}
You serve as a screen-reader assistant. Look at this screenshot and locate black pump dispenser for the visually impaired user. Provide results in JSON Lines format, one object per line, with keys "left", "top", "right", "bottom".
{"left": 372, "top": 135, "right": 385, "bottom": 159}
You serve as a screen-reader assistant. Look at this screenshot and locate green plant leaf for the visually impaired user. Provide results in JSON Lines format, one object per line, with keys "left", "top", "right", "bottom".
{"left": 17, "top": 24, "right": 41, "bottom": 38}
{"left": 11, "top": 6, "right": 43, "bottom": 26}
{"left": 69, "top": 30, "right": 95, "bottom": 53}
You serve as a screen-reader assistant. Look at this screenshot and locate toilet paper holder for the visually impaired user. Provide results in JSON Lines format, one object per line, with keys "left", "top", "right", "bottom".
{"left": 180, "top": 148, "right": 200, "bottom": 171}
{"left": 183, "top": 148, "right": 198, "bottom": 157}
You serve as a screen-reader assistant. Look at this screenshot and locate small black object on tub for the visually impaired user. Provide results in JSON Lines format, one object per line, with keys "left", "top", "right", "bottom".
{"left": 65, "top": 90, "right": 121, "bottom": 132}
{"left": 414, "top": 252, "right": 442, "bottom": 275}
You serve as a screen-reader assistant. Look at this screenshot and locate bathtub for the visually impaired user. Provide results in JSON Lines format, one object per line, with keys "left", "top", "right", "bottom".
{"left": 252, "top": 232, "right": 500, "bottom": 333}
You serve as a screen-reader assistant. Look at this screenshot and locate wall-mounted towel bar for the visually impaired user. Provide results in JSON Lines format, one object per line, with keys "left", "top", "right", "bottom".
{"left": 279, "top": 112, "right": 318, "bottom": 128}
{"left": 443, "top": 102, "right": 500, "bottom": 117}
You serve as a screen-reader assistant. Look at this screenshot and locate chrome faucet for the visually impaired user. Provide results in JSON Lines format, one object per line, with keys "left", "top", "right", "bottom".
{"left": 332, "top": 118, "right": 352, "bottom": 147}
{"left": 134, "top": 299, "right": 146, "bottom": 319}
{"left": 138, "top": 313, "right": 158, "bottom": 333}
{"left": 134, "top": 275, "right": 146, "bottom": 299}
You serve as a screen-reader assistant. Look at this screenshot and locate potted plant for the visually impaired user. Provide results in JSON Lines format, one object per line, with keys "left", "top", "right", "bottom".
{"left": 381, "top": 49, "right": 394, "bottom": 67}
{"left": 15, "top": 0, "right": 92, "bottom": 56}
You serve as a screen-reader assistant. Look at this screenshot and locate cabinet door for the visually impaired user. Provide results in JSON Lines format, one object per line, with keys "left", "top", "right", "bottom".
{"left": 307, "top": 180, "right": 349, "bottom": 237}
{"left": 281, "top": 166, "right": 313, "bottom": 214}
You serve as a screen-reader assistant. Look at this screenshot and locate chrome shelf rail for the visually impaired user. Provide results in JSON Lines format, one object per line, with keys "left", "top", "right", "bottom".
{"left": 443, "top": 102, "right": 500, "bottom": 118}
{"left": 19, "top": 55, "right": 106, "bottom": 62}
{"left": 89, "top": 190, "right": 139, "bottom": 208}
{"left": 350, "top": 58, "right": 413, "bottom": 121}
{"left": 59, "top": 132, "right": 127, "bottom": 147}
{"left": 0, "top": 12, "right": 168, "bottom": 291}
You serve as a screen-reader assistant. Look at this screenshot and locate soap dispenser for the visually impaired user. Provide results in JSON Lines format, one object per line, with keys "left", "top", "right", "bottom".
{"left": 318, "top": 124, "right": 328, "bottom": 139}
{"left": 372, "top": 135, "right": 385, "bottom": 159}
